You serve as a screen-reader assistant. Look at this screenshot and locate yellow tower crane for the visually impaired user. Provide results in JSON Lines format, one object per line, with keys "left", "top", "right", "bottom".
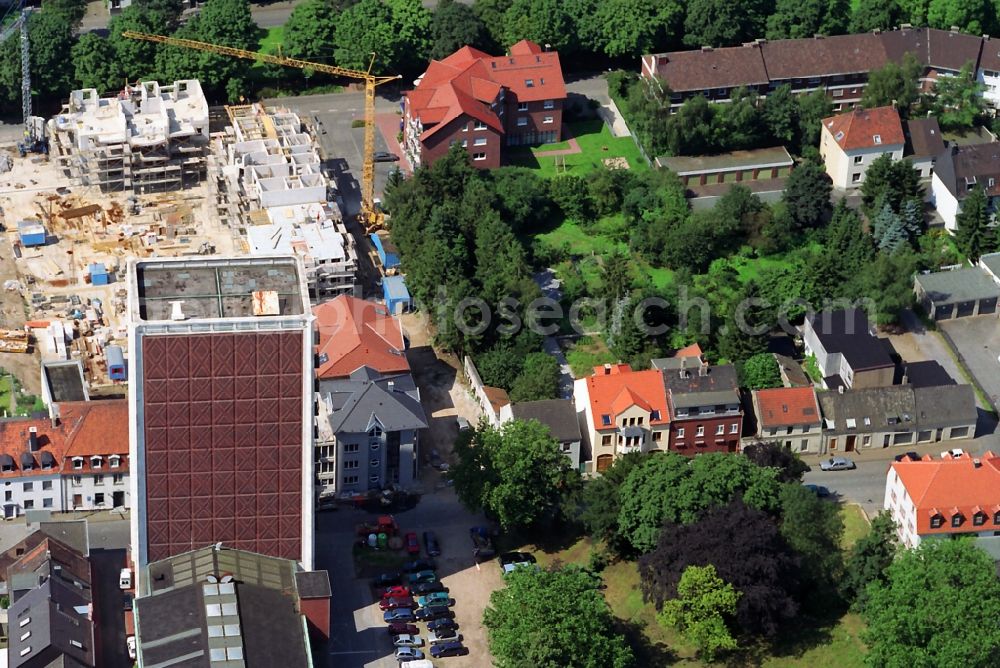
{"left": 122, "top": 31, "right": 400, "bottom": 232}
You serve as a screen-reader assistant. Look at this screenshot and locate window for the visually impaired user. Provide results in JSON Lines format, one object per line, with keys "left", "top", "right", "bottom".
{"left": 370, "top": 459, "right": 380, "bottom": 468}
{"left": 696, "top": 426, "right": 705, "bottom": 437}
{"left": 24, "top": 500, "right": 33, "bottom": 510}
{"left": 461, "top": 139, "right": 468, "bottom": 148}
{"left": 369, "top": 475, "right": 380, "bottom": 484}
{"left": 42, "top": 498, "right": 52, "bottom": 508}
{"left": 517, "top": 102, "right": 528, "bottom": 111}
{"left": 3, "top": 491, "right": 9, "bottom": 501}
{"left": 601, "top": 414, "right": 612, "bottom": 426}
{"left": 851, "top": 173, "right": 862, "bottom": 183}
{"left": 601, "top": 435, "right": 612, "bottom": 446}
{"left": 110, "top": 456, "right": 121, "bottom": 468}
{"left": 951, "top": 514, "right": 963, "bottom": 528}
{"left": 113, "top": 474, "right": 124, "bottom": 485}
{"left": 525, "top": 79, "right": 534, "bottom": 88}
{"left": 22, "top": 482, "right": 32, "bottom": 492}
{"left": 637, "top": 417, "right": 644, "bottom": 425}
{"left": 473, "top": 137, "right": 487, "bottom": 146}
{"left": 677, "top": 428, "right": 685, "bottom": 438}
{"left": 42, "top": 481, "right": 51, "bottom": 491}
{"left": 652, "top": 431, "right": 662, "bottom": 442}
{"left": 650, "top": 410, "right": 660, "bottom": 421}
{"left": 543, "top": 100, "right": 554, "bottom": 110}
{"left": 873, "top": 134, "right": 882, "bottom": 144}
{"left": 543, "top": 116, "right": 553, "bottom": 124}
{"left": 930, "top": 514, "right": 943, "bottom": 528}
{"left": 994, "top": 511, "right": 1000, "bottom": 525}
{"left": 715, "top": 425, "right": 725, "bottom": 435}
{"left": 474, "top": 121, "right": 487, "bottom": 130}
{"left": 974, "top": 512, "right": 986, "bottom": 526}
{"left": 343, "top": 460, "right": 359, "bottom": 470}
{"left": 517, "top": 117, "right": 528, "bottom": 127}
{"left": 853, "top": 155, "right": 863, "bottom": 164}
{"left": 473, "top": 152, "right": 487, "bottom": 161}
{"left": 71, "top": 476, "right": 81, "bottom": 487}
{"left": 370, "top": 441, "right": 380, "bottom": 451}
{"left": 730, "top": 423, "right": 739, "bottom": 434}
{"left": 344, "top": 443, "right": 360, "bottom": 453}
{"left": 91, "top": 456, "right": 102, "bottom": 469}
{"left": 343, "top": 476, "right": 359, "bottom": 485}
{"left": 369, "top": 426, "right": 383, "bottom": 439}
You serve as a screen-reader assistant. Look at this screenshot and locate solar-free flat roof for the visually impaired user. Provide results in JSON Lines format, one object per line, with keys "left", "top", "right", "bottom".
{"left": 915, "top": 267, "right": 1000, "bottom": 306}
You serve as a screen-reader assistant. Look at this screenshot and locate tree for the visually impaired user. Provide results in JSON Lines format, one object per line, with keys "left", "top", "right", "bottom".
{"left": 471, "top": 0, "right": 507, "bottom": 52}
{"left": 283, "top": 0, "right": 341, "bottom": 61}
{"left": 683, "top": 0, "right": 772, "bottom": 47}
{"left": 922, "top": 61, "right": 986, "bottom": 130}
{"left": 640, "top": 499, "right": 801, "bottom": 637}
{"left": 429, "top": 0, "right": 488, "bottom": 59}
{"left": 860, "top": 53, "right": 922, "bottom": 113}
{"left": 782, "top": 161, "right": 831, "bottom": 230}
{"left": 927, "top": 0, "right": 995, "bottom": 35}
{"left": 718, "top": 280, "right": 771, "bottom": 363}
{"left": 954, "top": 187, "right": 995, "bottom": 261}
{"left": 72, "top": 33, "right": 121, "bottom": 94}
{"left": 600, "top": 250, "right": 633, "bottom": 304}
{"left": 713, "top": 87, "right": 763, "bottom": 150}
{"left": 477, "top": 343, "right": 524, "bottom": 391}
{"left": 501, "top": 0, "right": 577, "bottom": 55}
{"left": 796, "top": 89, "right": 833, "bottom": 151}
{"left": 509, "top": 353, "right": 560, "bottom": 402}
{"left": 899, "top": 197, "right": 925, "bottom": 243}
{"left": 549, "top": 174, "right": 593, "bottom": 220}
{"left": 484, "top": 567, "right": 635, "bottom": 668}
{"left": 474, "top": 211, "right": 527, "bottom": 306}
{"left": 860, "top": 154, "right": 922, "bottom": 212}
{"left": 5, "top": 6, "right": 79, "bottom": 107}
{"left": 334, "top": 0, "right": 431, "bottom": 76}
{"left": 849, "top": 248, "right": 917, "bottom": 324}
{"left": 660, "top": 565, "right": 740, "bottom": 661}
{"left": 578, "top": 452, "right": 647, "bottom": 556}
{"left": 665, "top": 95, "right": 715, "bottom": 155}
{"left": 587, "top": 0, "right": 683, "bottom": 58}
{"left": 109, "top": 5, "right": 175, "bottom": 82}
{"left": 849, "top": 0, "right": 902, "bottom": 31}
{"left": 766, "top": 0, "right": 847, "bottom": 40}
{"left": 617, "top": 452, "right": 783, "bottom": 554}
{"left": 742, "top": 441, "right": 810, "bottom": 482}
{"left": 838, "top": 511, "right": 897, "bottom": 611}
{"left": 778, "top": 483, "right": 843, "bottom": 594}
{"left": 863, "top": 539, "right": 1000, "bottom": 667}
{"left": 451, "top": 419, "right": 580, "bottom": 531}
{"left": 762, "top": 84, "right": 800, "bottom": 146}
{"left": 739, "top": 352, "right": 782, "bottom": 389}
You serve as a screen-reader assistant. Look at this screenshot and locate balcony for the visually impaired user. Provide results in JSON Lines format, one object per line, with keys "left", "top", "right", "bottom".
{"left": 617, "top": 442, "right": 643, "bottom": 455}
{"left": 617, "top": 426, "right": 645, "bottom": 455}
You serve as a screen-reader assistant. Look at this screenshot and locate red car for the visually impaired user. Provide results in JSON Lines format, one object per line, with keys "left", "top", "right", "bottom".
{"left": 387, "top": 622, "right": 418, "bottom": 635}
{"left": 405, "top": 532, "right": 420, "bottom": 556}
{"left": 382, "top": 585, "right": 411, "bottom": 599}
{"left": 379, "top": 596, "right": 416, "bottom": 611}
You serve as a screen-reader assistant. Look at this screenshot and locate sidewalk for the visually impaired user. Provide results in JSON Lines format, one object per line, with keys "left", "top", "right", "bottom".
{"left": 375, "top": 112, "right": 412, "bottom": 174}
{"left": 598, "top": 98, "right": 631, "bottom": 138}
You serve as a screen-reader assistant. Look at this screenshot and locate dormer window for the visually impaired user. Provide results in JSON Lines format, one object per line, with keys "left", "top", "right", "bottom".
{"left": 601, "top": 414, "right": 612, "bottom": 426}
{"left": 110, "top": 455, "right": 121, "bottom": 468}
{"left": 951, "top": 512, "right": 963, "bottom": 528}
{"left": 873, "top": 134, "right": 882, "bottom": 145}
{"left": 91, "top": 456, "right": 103, "bottom": 469}
{"left": 994, "top": 511, "right": 1000, "bottom": 525}
{"left": 650, "top": 410, "right": 660, "bottom": 421}
{"left": 930, "top": 513, "right": 943, "bottom": 529}
{"left": 72, "top": 457, "right": 84, "bottom": 470}
{"left": 973, "top": 511, "right": 986, "bottom": 526}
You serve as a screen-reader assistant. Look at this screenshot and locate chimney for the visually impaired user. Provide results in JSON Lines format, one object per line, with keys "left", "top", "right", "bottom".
{"left": 838, "top": 385, "right": 845, "bottom": 394}
{"left": 28, "top": 427, "right": 38, "bottom": 452}
{"left": 387, "top": 381, "right": 395, "bottom": 393}
{"left": 698, "top": 363, "right": 708, "bottom": 377}
{"left": 603, "top": 363, "right": 611, "bottom": 375}
{"left": 50, "top": 404, "right": 60, "bottom": 429}
{"left": 974, "top": 458, "right": 982, "bottom": 467}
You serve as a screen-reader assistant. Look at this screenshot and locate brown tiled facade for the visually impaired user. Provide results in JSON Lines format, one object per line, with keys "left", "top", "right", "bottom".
{"left": 141, "top": 332, "right": 305, "bottom": 563}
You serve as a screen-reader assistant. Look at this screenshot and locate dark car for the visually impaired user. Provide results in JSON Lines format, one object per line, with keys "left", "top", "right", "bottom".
{"left": 430, "top": 641, "right": 469, "bottom": 658}
{"left": 407, "top": 570, "right": 437, "bottom": 585}
{"left": 405, "top": 531, "right": 421, "bottom": 556}
{"left": 379, "top": 596, "right": 417, "bottom": 611}
{"left": 371, "top": 572, "right": 402, "bottom": 588}
{"left": 411, "top": 580, "right": 447, "bottom": 595}
{"left": 414, "top": 604, "right": 454, "bottom": 621}
{"left": 894, "top": 451, "right": 921, "bottom": 462}
{"left": 374, "top": 151, "right": 400, "bottom": 163}
{"left": 428, "top": 627, "right": 462, "bottom": 644}
{"left": 426, "top": 618, "right": 458, "bottom": 632}
{"left": 386, "top": 622, "right": 418, "bottom": 635}
{"left": 470, "top": 526, "right": 496, "bottom": 562}
{"left": 423, "top": 531, "right": 441, "bottom": 557}
{"left": 803, "top": 484, "right": 831, "bottom": 498}
{"left": 383, "top": 608, "right": 415, "bottom": 623}
{"left": 403, "top": 559, "right": 436, "bottom": 573}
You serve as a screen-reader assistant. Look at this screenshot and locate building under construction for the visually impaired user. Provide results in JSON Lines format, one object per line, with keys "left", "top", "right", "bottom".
{"left": 47, "top": 80, "right": 209, "bottom": 194}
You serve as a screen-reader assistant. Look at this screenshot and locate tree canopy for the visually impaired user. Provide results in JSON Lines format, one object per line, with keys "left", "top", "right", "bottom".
{"left": 739, "top": 353, "right": 783, "bottom": 389}
{"left": 838, "top": 511, "right": 897, "bottom": 611}
{"left": 660, "top": 564, "right": 740, "bottom": 661}
{"left": 742, "top": 441, "right": 811, "bottom": 482}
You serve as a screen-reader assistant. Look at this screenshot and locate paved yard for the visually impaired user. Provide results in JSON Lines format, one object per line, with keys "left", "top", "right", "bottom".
{"left": 938, "top": 315, "right": 1000, "bottom": 410}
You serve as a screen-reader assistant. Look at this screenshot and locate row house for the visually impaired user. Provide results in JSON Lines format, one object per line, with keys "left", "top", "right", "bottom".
{"left": 660, "top": 359, "right": 742, "bottom": 454}
{"left": 802, "top": 308, "right": 895, "bottom": 390}
{"left": 930, "top": 142, "right": 1000, "bottom": 231}
{"left": 751, "top": 386, "right": 824, "bottom": 454}
{"left": 643, "top": 26, "right": 987, "bottom": 112}
{"left": 885, "top": 451, "right": 1000, "bottom": 555}
{"left": 500, "top": 399, "right": 584, "bottom": 472}
{"left": 0, "top": 400, "right": 128, "bottom": 518}
{"left": 403, "top": 40, "right": 566, "bottom": 169}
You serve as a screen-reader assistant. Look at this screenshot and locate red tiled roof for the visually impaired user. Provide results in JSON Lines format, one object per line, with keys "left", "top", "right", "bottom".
{"left": 408, "top": 41, "right": 565, "bottom": 139}
{"left": 484, "top": 386, "right": 510, "bottom": 413}
{"left": 313, "top": 296, "right": 409, "bottom": 380}
{"left": 675, "top": 343, "right": 703, "bottom": 359}
{"left": 892, "top": 452, "right": 1000, "bottom": 535}
{"left": 585, "top": 365, "right": 669, "bottom": 431}
{"left": 822, "top": 106, "right": 905, "bottom": 151}
{"left": 754, "top": 387, "right": 820, "bottom": 428}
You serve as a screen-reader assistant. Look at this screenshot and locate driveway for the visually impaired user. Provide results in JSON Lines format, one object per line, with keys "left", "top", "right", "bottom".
{"left": 317, "top": 488, "right": 502, "bottom": 668}
{"left": 937, "top": 315, "right": 1000, "bottom": 411}
{"left": 532, "top": 269, "right": 574, "bottom": 399}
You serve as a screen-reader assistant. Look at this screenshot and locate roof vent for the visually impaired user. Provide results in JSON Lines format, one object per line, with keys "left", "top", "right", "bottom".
{"left": 974, "top": 458, "right": 982, "bottom": 467}
{"left": 169, "top": 300, "right": 186, "bottom": 321}
{"left": 387, "top": 381, "right": 395, "bottom": 392}
{"left": 950, "top": 25, "right": 960, "bottom": 32}
{"left": 603, "top": 363, "right": 611, "bottom": 375}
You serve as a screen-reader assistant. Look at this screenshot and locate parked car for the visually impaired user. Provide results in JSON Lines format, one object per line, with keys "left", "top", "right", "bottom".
{"left": 395, "top": 647, "right": 424, "bottom": 662}
{"left": 383, "top": 608, "right": 416, "bottom": 623}
{"left": 498, "top": 551, "right": 537, "bottom": 574}
{"left": 407, "top": 570, "right": 437, "bottom": 584}
{"left": 423, "top": 531, "right": 441, "bottom": 557}
{"left": 403, "top": 559, "right": 436, "bottom": 573}
{"left": 417, "top": 592, "right": 452, "bottom": 607}
{"left": 387, "top": 622, "right": 418, "bottom": 635}
{"left": 392, "top": 634, "right": 424, "bottom": 648}
{"left": 819, "top": 457, "right": 856, "bottom": 471}
{"left": 399, "top": 660, "right": 434, "bottom": 668}
{"left": 894, "top": 451, "right": 922, "bottom": 462}
{"left": 379, "top": 596, "right": 417, "bottom": 611}
{"left": 470, "top": 526, "right": 496, "bottom": 562}
{"left": 803, "top": 484, "right": 830, "bottom": 498}
{"left": 411, "top": 580, "right": 447, "bottom": 595}
{"left": 374, "top": 151, "right": 400, "bottom": 162}
{"left": 414, "top": 604, "right": 454, "bottom": 621}
{"left": 456, "top": 416, "right": 471, "bottom": 431}
{"left": 428, "top": 627, "right": 462, "bottom": 644}
{"left": 405, "top": 532, "right": 421, "bottom": 556}
{"left": 382, "top": 585, "right": 411, "bottom": 599}
{"left": 372, "top": 572, "right": 402, "bottom": 588}
{"left": 430, "top": 641, "right": 469, "bottom": 658}
{"left": 941, "top": 448, "right": 965, "bottom": 459}
{"left": 426, "top": 617, "right": 458, "bottom": 632}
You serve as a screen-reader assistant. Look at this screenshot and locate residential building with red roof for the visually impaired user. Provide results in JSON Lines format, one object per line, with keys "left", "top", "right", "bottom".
{"left": 403, "top": 40, "right": 566, "bottom": 169}
{"left": 573, "top": 364, "right": 670, "bottom": 473}
{"left": 820, "top": 106, "right": 905, "bottom": 189}
{"left": 313, "top": 295, "right": 408, "bottom": 380}
{"left": 750, "top": 387, "right": 823, "bottom": 454}
{"left": 885, "top": 452, "right": 1000, "bottom": 553}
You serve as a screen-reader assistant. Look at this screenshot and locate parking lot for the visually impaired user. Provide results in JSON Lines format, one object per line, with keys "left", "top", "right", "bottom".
{"left": 317, "top": 488, "right": 503, "bottom": 668}
{"left": 938, "top": 315, "right": 1000, "bottom": 410}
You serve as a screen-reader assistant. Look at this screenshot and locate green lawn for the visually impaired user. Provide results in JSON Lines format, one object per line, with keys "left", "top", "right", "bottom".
{"left": 840, "top": 503, "right": 871, "bottom": 551}
{"left": 507, "top": 120, "right": 650, "bottom": 178}
{"left": 566, "top": 336, "right": 616, "bottom": 378}
{"left": 258, "top": 26, "right": 285, "bottom": 55}
{"left": 0, "top": 376, "right": 12, "bottom": 417}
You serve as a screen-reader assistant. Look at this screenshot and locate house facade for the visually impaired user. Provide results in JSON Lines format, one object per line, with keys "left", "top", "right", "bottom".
{"left": 574, "top": 364, "right": 670, "bottom": 473}
{"left": 403, "top": 40, "right": 566, "bottom": 169}
{"left": 663, "top": 361, "right": 743, "bottom": 454}
{"left": 930, "top": 143, "right": 1000, "bottom": 231}
{"left": 500, "top": 399, "right": 584, "bottom": 472}
{"left": 802, "top": 308, "right": 895, "bottom": 390}
{"left": 751, "top": 386, "right": 823, "bottom": 454}
{"left": 885, "top": 452, "right": 1000, "bottom": 555}
{"left": 820, "top": 106, "right": 905, "bottom": 189}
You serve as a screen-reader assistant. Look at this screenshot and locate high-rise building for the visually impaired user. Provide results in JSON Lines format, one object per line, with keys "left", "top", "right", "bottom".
{"left": 127, "top": 256, "right": 315, "bottom": 574}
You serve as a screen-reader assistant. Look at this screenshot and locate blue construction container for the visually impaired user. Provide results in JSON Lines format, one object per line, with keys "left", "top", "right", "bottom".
{"left": 89, "top": 263, "right": 110, "bottom": 285}
{"left": 106, "top": 345, "right": 127, "bottom": 381}
{"left": 383, "top": 275, "right": 413, "bottom": 315}
{"left": 17, "top": 220, "right": 46, "bottom": 247}
{"left": 370, "top": 232, "right": 400, "bottom": 271}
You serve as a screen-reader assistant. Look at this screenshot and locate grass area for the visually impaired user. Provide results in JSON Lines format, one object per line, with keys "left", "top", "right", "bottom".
{"left": 0, "top": 376, "right": 12, "bottom": 417}
{"left": 840, "top": 503, "right": 871, "bottom": 551}
{"left": 804, "top": 355, "right": 823, "bottom": 384}
{"left": 507, "top": 120, "right": 650, "bottom": 178}
{"left": 536, "top": 219, "right": 627, "bottom": 257}
{"left": 566, "top": 336, "right": 616, "bottom": 378}
{"left": 258, "top": 26, "right": 285, "bottom": 55}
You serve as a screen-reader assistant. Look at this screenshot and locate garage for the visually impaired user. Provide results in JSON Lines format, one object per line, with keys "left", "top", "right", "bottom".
{"left": 914, "top": 266, "right": 1000, "bottom": 320}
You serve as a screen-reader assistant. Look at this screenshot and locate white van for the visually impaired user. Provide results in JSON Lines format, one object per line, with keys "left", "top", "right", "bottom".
{"left": 400, "top": 660, "right": 434, "bottom": 668}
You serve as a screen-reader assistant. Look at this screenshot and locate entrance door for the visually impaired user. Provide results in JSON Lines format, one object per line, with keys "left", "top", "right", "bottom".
{"left": 596, "top": 455, "right": 613, "bottom": 472}
{"left": 113, "top": 491, "right": 125, "bottom": 508}
{"left": 845, "top": 435, "right": 856, "bottom": 452}
{"left": 72, "top": 494, "right": 82, "bottom": 509}
{"left": 829, "top": 437, "right": 838, "bottom": 450}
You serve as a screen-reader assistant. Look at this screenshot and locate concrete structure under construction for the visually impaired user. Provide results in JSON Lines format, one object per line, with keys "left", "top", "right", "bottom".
{"left": 48, "top": 80, "right": 209, "bottom": 194}
{"left": 127, "top": 255, "right": 316, "bottom": 573}
{"left": 224, "top": 104, "right": 358, "bottom": 300}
